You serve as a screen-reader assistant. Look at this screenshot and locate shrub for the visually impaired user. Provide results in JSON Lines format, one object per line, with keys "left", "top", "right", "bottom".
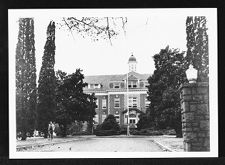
{"left": 120, "top": 127, "right": 127, "bottom": 135}
{"left": 101, "top": 114, "right": 120, "bottom": 131}
{"left": 161, "top": 129, "right": 176, "bottom": 135}
{"left": 94, "top": 129, "right": 120, "bottom": 136}
{"left": 67, "top": 121, "right": 84, "bottom": 135}
{"left": 72, "top": 131, "right": 92, "bottom": 136}
{"left": 131, "top": 128, "right": 163, "bottom": 136}
{"left": 94, "top": 114, "right": 120, "bottom": 136}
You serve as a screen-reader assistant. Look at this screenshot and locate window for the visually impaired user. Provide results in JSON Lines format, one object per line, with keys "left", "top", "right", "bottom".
{"left": 130, "top": 119, "right": 136, "bottom": 124}
{"left": 128, "top": 81, "right": 138, "bottom": 88}
{"left": 115, "top": 115, "right": 120, "bottom": 124}
{"left": 129, "top": 97, "right": 138, "bottom": 108}
{"left": 145, "top": 97, "right": 150, "bottom": 108}
{"left": 89, "top": 84, "right": 95, "bottom": 89}
{"left": 114, "top": 82, "right": 120, "bottom": 88}
{"left": 95, "top": 99, "right": 99, "bottom": 109}
{"left": 144, "top": 82, "right": 149, "bottom": 88}
{"left": 124, "top": 115, "right": 128, "bottom": 124}
{"left": 133, "top": 81, "right": 137, "bottom": 88}
{"left": 128, "top": 82, "right": 132, "bottom": 88}
{"left": 114, "top": 98, "right": 120, "bottom": 108}
{"left": 102, "top": 99, "right": 106, "bottom": 109}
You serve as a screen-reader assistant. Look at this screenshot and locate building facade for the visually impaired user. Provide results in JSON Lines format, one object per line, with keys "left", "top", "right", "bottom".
{"left": 84, "top": 55, "right": 151, "bottom": 128}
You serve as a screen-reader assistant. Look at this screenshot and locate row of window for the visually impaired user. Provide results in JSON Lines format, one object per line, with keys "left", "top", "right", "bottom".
{"left": 87, "top": 81, "right": 149, "bottom": 89}
{"left": 110, "top": 81, "right": 148, "bottom": 89}
{"left": 95, "top": 97, "right": 150, "bottom": 109}
{"left": 95, "top": 98, "right": 107, "bottom": 109}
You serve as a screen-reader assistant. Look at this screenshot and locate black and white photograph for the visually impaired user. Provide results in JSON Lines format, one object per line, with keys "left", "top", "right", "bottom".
{"left": 8, "top": 9, "right": 218, "bottom": 158}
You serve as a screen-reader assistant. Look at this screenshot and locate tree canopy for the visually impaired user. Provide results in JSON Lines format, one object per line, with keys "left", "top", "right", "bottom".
{"left": 37, "top": 21, "right": 57, "bottom": 137}
{"left": 186, "top": 16, "right": 209, "bottom": 82}
{"left": 16, "top": 18, "right": 37, "bottom": 140}
{"left": 146, "top": 46, "right": 188, "bottom": 137}
{"left": 55, "top": 69, "right": 96, "bottom": 136}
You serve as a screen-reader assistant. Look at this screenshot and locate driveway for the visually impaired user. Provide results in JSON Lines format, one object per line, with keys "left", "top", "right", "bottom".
{"left": 22, "top": 136, "right": 164, "bottom": 152}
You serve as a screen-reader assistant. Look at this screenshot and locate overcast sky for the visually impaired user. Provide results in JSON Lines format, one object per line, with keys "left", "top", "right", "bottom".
{"left": 9, "top": 9, "right": 215, "bottom": 77}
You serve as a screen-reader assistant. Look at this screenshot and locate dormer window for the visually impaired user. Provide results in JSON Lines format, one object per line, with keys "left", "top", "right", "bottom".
{"left": 89, "top": 84, "right": 95, "bottom": 89}
{"left": 114, "top": 82, "right": 120, "bottom": 89}
{"left": 128, "top": 81, "right": 138, "bottom": 88}
{"left": 144, "top": 82, "right": 149, "bottom": 88}
{"left": 88, "top": 83, "right": 101, "bottom": 89}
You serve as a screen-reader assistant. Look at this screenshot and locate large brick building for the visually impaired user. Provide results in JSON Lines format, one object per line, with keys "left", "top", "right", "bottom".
{"left": 84, "top": 54, "right": 151, "bottom": 128}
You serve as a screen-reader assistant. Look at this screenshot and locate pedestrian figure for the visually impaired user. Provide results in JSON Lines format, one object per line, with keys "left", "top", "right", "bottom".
{"left": 48, "top": 121, "right": 55, "bottom": 141}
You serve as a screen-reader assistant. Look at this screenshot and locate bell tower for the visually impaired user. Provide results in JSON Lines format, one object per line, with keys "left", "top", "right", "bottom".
{"left": 128, "top": 54, "right": 137, "bottom": 72}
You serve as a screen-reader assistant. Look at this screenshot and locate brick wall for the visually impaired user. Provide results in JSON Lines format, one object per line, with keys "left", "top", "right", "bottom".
{"left": 109, "top": 94, "right": 124, "bottom": 124}
{"left": 95, "top": 95, "right": 108, "bottom": 124}
{"left": 180, "top": 82, "right": 209, "bottom": 151}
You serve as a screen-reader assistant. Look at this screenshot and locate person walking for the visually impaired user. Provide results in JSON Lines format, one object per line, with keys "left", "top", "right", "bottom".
{"left": 48, "top": 121, "right": 55, "bottom": 141}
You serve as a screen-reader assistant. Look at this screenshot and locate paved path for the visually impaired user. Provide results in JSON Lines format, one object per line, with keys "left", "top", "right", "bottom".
{"left": 20, "top": 136, "right": 164, "bottom": 152}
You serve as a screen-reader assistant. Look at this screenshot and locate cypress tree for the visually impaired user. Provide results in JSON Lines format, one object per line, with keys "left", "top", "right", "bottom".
{"left": 186, "top": 16, "right": 209, "bottom": 82}
{"left": 16, "top": 18, "right": 37, "bottom": 140}
{"left": 37, "top": 21, "right": 56, "bottom": 137}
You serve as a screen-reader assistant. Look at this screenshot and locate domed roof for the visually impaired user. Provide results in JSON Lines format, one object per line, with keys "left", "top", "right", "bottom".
{"left": 128, "top": 54, "right": 137, "bottom": 62}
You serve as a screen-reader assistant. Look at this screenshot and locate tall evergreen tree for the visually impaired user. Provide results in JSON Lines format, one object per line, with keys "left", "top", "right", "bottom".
{"left": 186, "top": 16, "right": 209, "bottom": 82}
{"left": 55, "top": 69, "right": 96, "bottom": 137}
{"left": 16, "top": 18, "right": 37, "bottom": 140}
{"left": 37, "top": 21, "right": 56, "bottom": 137}
{"left": 146, "top": 46, "right": 188, "bottom": 137}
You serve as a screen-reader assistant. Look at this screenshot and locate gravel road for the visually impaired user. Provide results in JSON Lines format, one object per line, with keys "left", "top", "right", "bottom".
{"left": 26, "top": 137, "right": 164, "bottom": 152}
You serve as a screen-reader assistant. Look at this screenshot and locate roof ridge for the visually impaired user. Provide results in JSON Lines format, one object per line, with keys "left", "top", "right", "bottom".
{"left": 85, "top": 72, "right": 151, "bottom": 77}
{"left": 85, "top": 73, "right": 124, "bottom": 77}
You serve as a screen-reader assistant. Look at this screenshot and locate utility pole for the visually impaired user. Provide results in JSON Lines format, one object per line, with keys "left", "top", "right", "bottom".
{"left": 127, "top": 72, "right": 130, "bottom": 136}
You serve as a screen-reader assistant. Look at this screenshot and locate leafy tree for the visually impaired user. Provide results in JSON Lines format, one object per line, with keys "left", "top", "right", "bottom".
{"left": 146, "top": 46, "right": 188, "bottom": 137}
{"left": 16, "top": 18, "right": 37, "bottom": 140}
{"left": 55, "top": 69, "right": 96, "bottom": 137}
{"left": 37, "top": 21, "right": 56, "bottom": 138}
{"left": 186, "top": 16, "right": 209, "bottom": 82}
{"left": 136, "top": 113, "right": 151, "bottom": 130}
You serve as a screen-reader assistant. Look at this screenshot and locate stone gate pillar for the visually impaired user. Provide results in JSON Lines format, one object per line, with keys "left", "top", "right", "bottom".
{"left": 180, "top": 82, "right": 209, "bottom": 151}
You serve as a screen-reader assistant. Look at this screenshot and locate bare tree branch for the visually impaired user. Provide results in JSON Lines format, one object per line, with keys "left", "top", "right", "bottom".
{"left": 59, "top": 17, "right": 127, "bottom": 44}
{"left": 106, "top": 17, "right": 112, "bottom": 45}
{"left": 62, "top": 18, "right": 75, "bottom": 40}
{"left": 121, "top": 17, "right": 127, "bottom": 36}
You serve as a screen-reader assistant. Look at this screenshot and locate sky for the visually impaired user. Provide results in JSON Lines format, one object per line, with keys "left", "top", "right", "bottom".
{"left": 9, "top": 9, "right": 191, "bottom": 78}
{"left": 9, "top": 9, "right": 216, "bottom": 78}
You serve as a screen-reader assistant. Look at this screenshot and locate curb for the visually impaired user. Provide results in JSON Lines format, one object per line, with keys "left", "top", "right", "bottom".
{"left": 153, "top": 140, "right": 175, "bottom": 152}
{"left": 16, "top": 139, "right": 81, "bottom": 151}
